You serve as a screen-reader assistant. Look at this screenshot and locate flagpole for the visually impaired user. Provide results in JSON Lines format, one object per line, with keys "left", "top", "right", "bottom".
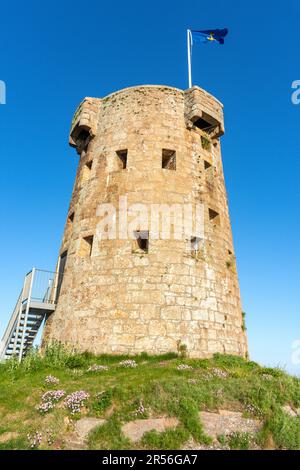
{"left": 187, "top": 29, "right": 192, "bottom": 88}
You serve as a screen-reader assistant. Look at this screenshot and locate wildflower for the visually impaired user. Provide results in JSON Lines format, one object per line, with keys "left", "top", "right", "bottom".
{"left": 202, "top": 372, "right": 213, "bottom": 380}
{"left": 88, "top": 364, "right": 109, "bottom": 372}
{"left": 262, "top": 373, "right": 273, "bottom": 381}
{"left": 211, "top": 367, "right": 228, "bottom": 379}
{"left": 36, "top": 390, "right": 65, "bottom": 414}
{"left": 177, "top": 364, "right": 193, "bottom": 370}
{"left": 37, "top": 401, "right": 54, "bottom": 414}
{"left": 46, "top": 429, "right": 54, "bottom": 446}
{"left": 45, "top": 375, "right": 60, "bottom": 385}
{"left": 244, "top": 402, "right": 263, "bottom": 417}
{"left": 133, "top": 400, "right": 146, "bottom": 416}
{"left": 64, "top": 391, "right": 90, "bottom": 414}
{"left": 27, "top": 431, "right": 42, "bottom": 448}
{"left": 188, "top": 378, "right": 198, "bottom": 384}
{"left": 41, "top": 390, "right": 65, "bottom": 402}
{"left": 119, "top": 360, "right": 137, "bottom": 368}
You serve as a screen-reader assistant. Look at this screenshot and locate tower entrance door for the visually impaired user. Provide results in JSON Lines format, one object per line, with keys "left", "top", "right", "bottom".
{"left": 55, "top": 250, "right": 67, "bottom": 302}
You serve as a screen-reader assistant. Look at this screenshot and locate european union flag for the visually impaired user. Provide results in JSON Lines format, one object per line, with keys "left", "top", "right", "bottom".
{"left": 191, "top": 28, "right": 228, "bottom": 45}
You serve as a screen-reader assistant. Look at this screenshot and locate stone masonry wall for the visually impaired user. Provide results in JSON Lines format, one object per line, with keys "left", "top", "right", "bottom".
{"left": 42, "top": 85, "right": 248, "bottom": 358}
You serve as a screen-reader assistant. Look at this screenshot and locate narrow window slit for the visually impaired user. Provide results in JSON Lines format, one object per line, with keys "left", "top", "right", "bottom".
{"left": 133, "top": 230, "right": 149, "bottom": 253}
{"left": 116, "top": 149, "right": 127, "bottom": 169}
{"left": 209, "top": 208, "right": 220, "bottom": 225}
{"left": 162, "top": 149, "right": 176, "bottom": 170}
{"left": 79, "top": 235, "right": 94, "bottom": 257}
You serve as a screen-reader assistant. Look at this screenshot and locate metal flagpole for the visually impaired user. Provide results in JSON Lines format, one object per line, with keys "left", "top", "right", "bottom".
{"left": 187, "top": 29, "right": 192, "bottom": 88}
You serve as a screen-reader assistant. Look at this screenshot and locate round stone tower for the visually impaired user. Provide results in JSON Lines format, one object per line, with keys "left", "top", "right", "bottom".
{"left": 42, "top": 85, "right": 248, "bottom": 358}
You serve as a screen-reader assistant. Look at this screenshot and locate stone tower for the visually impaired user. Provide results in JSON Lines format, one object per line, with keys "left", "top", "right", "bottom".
{"left": 42, "top": 85, "right": 248, "bottom": 358}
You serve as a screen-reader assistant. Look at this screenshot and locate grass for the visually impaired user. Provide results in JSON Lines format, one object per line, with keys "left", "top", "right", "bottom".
{"left": 0, "top": 345, "right": 299, "bottom": 450}
{"left": 142, "top": 427, "right": 189, "bottom": 450}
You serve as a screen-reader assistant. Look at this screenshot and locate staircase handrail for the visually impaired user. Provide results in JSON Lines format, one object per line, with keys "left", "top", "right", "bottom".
{"left": 0, "top": 291, "right": 23, "bottom": 359}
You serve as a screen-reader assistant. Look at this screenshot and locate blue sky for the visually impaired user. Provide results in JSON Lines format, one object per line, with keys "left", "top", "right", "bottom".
{"left": 0, "top": 0, "right": 299, "bottom": 374}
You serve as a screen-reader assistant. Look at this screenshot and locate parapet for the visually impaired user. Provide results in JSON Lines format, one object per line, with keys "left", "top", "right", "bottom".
{"left": 68, "top": 85, "right": 225, "bottom": 154}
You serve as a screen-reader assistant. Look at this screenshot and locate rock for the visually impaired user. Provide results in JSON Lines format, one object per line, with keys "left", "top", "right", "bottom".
{"left": 65, "top": 437, "right": 85, "bottom": 450}
{"left": 182, "top": 437, "right": 229, "bottom": 450}
{"left": 199, "top": 410, "right": 262, "bottom": 440}
{"left": 122, "top": 417, "right": 179, "bottom": 443}
{"left": 282, "top": 405, "right": 297, "bottom": 417}
{"left": 75, "top": 417, "right": 106, "bottom": 439}
{"left": 65, "top": 417, "right": 106, "bottom": 450}
{"left": 0, "top": 432, "right": 19, "bottom": 443}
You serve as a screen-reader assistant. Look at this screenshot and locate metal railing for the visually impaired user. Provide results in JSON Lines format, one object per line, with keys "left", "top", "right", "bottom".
{"left": 0, "top": 291, "right": 22, "bottom": 359}
{"left": 0, "top": 268, "right": 64, "bottom": 361}
{"left": 26, "top": 269, "right": 63, "bottom": 304}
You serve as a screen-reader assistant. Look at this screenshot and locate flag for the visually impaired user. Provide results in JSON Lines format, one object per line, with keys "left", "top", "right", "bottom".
{"left": 191, "top": 28, "right": 228, "bottom": 45}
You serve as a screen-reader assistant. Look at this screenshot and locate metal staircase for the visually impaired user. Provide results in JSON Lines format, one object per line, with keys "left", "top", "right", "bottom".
{"left": 0, "top": 268, "right": 62, "bottom": 361}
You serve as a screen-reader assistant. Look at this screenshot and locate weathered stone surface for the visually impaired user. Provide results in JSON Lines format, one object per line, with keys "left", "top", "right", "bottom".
{"left": 182, "top": 437, "right": 230, "bottom": 450}
{"left": 199, "top": 410, "right": 262, "bottom": 439}
{"left": 282, "top": 405, "right": 300, "bottom": 417}
{"left": 122, "top": 417, "right": 179, "bottom": 443}
{"left": 75, "top": 417, "right": 106, "bottom": 439}
{"left": 65, "top": 417, "right": 106, "bottom": 450}
{"left": 42, "top": 85, "right": 248, "bottom": 359}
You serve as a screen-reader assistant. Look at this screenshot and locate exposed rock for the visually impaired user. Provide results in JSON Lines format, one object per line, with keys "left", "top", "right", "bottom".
{"left": 282, "top": 405, "right": 298, "bottom": 417}
{"left": 199, "top": 410, "right": 262, "bottom": 439}
{"left": 64, "top": 437, "right": 84, "bottom": 451}
{"left": 182, "top": 437, "right": 229, "bottom": 450}
{"left": 65, "top": 417, "right": 106, "bottom": 450}
{"left": 122, "top": 417, "right": 179, "bottom": 443}
{"left": 75, "top": 417, "right": 106, "bottom": 440}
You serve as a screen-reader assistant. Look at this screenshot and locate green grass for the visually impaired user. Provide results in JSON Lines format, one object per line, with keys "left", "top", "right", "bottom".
{"left": 228, "top": 432, "right": 252, "bottom": 450}
{"left": 0, "top": 436, "right": 28, "bottom": 450}
{"left": 0, "top": 345, "right": 299, "bottom": 450}
{"left": 142, "top": 427, "right": 189, "bottom": 450}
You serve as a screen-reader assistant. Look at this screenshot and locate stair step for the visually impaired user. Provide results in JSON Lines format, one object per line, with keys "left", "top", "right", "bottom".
{"left": 7, "top": 343, "right": 21, "bottom": 348}
{"left": 1, "top": 278, "right": 56, "bottom": 361}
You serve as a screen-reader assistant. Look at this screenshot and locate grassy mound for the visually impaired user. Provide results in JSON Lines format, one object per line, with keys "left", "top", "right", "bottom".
{"left": 0, "top": 345, "right": 299, "bottom": 450}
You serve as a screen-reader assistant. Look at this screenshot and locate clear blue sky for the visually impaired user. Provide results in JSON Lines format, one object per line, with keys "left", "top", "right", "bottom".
{"left": 1, "top": 0, "right": 299, "bottom": 374}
